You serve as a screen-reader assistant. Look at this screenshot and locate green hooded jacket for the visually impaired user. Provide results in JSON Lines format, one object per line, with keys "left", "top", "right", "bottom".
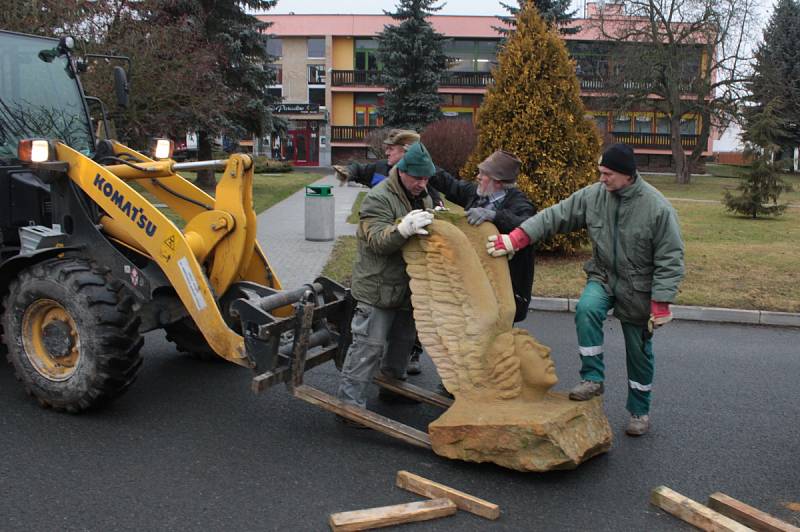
{"left": 520, "top": 177, "right": 685, "bottom": 324}
{"left": 351, "top": 167, "right": 433, "bottom": 309}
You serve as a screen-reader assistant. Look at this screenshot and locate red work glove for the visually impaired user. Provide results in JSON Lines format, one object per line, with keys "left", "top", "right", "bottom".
{"left": 648, "top": 301, "right": 672, "bottom": 332}
{"left": 486, "top": 228, "right": 531, "bottom": 259}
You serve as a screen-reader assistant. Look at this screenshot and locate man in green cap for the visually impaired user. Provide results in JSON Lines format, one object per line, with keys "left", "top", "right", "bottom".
{"left": 333, "top": 129, "right": 443, "bottom": 375}
{"left": 336, "top": 142, "right": 437, "bottom": 419}
{"left": 333, "top": 129, "right": 421, "bottom": 188}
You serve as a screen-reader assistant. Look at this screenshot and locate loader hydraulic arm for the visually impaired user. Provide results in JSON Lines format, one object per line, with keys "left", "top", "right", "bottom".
{"left": 53, "top": 142, "right": 285, "bottom": 367}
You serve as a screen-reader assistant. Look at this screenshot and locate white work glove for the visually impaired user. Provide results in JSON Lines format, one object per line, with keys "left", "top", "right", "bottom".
{"left": 486, "top": 234, "right": 517, "bottom": 258}
{"left": 485, "top": 228, "right": 532, "bottom": 259}
{"left": 397, "top": 209, "right": 434, "bottom": 238}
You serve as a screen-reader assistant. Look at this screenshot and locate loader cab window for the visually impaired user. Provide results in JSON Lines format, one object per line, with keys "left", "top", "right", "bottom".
{"left": 0, "top": 32, "right": 93, "bottom": 160}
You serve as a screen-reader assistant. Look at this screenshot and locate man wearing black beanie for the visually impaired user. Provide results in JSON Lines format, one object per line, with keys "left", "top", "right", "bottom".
{"left": 485, "top": 143, "right": 685, "bottom": 437}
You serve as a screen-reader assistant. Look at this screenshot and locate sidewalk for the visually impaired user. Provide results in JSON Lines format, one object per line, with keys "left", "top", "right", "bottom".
{"left": 256, "top": 174, "right": 800, "bottom": 328}
{"left": 255, "top": 174, "right": 364, "bottom": 290}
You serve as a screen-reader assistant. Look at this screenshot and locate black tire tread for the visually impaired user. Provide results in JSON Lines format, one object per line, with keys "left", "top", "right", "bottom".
{"left": 1, "top": 258, "right": 144, "bottom": 413}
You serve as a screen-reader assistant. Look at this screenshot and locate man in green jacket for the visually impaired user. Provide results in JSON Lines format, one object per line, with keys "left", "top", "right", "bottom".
{"left": 336, "top": 142, "right": 436, "bottom": 416}
{"left": 486, "top": 144, "right": 685, "bottom": 436}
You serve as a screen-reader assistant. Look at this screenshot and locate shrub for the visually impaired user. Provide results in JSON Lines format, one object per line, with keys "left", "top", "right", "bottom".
{"left": 421, "top": 119, "right": 477, "bottom": 177}
{"left": 462, "top": 3, "right": 600, "bottom": 253}
{"left": 364, "top": 127, "right": 393, "bottom": 159}
{"left": 252, "top": 156, "right": 293, "bottom": 174}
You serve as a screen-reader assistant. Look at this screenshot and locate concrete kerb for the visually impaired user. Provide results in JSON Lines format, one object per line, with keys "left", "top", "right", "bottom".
{"left": 530, "top": 297, "right": 800, "bottom": 328}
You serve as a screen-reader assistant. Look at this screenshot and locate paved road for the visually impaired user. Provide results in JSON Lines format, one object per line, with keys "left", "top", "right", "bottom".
{"left": 2, "top": 313, "right": 798, "bottom": 531}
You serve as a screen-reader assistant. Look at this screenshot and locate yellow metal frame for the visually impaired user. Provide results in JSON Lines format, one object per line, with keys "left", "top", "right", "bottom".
{"left": 54, "top": 143, "right": 290, "bottom": 367}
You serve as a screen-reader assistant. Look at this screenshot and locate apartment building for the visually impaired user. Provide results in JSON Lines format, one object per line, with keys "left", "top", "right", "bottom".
{"left": 258, "top": 6, "right": 712, "bottom": 168}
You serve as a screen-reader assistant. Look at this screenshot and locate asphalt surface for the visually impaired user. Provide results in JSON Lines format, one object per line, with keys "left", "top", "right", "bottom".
{"left": 1, "top": 313, "right": 799, "bottom": 531}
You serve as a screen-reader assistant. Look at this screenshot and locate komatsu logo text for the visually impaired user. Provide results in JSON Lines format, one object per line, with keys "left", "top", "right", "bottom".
{"left": 93, "top": 174, "right": 157, "bottom": 237}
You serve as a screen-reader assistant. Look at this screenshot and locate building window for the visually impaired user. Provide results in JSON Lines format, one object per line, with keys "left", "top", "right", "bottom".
{"left": 355, "top": 105, "right": 381, "bottom": 126}
{"left": 613, "top": 114, "right": 631, "bottom": 133}
{"left": 354, "top": 39, "right": 380, "bottom": 71}
{"left": 307, "top": 37, "right": 325, "bottom": 59}
{"left": 267, "top": 37, "right": 282, "bottom": 58}
{"left": 634, "top": 114, "right": 652, "bottom": 133}
{"left": 268, "top": 87, "right": 282, "bottom": 101}
{"left": 445, "top": 40, "right": 499, "bottom": 72}
{"left": 269, "top": 64, "right": 283, "bottom": 84}
{"left": 656, "top": 116, "right": 670, "bottom": 134}
{"left": 680, "top": 117, "right": 697, "bottom": 134}
{"left": 308, "top": 87, "right": 325, "bottom": 106}
{"left": 308, "top": 64, "right": 326, "bottom": 85}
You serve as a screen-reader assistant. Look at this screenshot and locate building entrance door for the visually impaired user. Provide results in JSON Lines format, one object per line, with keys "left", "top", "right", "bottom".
{"left": 287, "top": 127, "right": 318, "bottom": 166}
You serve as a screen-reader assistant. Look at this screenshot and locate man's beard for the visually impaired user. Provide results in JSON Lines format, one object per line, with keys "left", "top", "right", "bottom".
{"left": 477, "top": 181, "right": 490, "bottom": 197}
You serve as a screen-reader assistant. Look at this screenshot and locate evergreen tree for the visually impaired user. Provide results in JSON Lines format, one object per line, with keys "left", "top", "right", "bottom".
{"left": 724, "top": 100, "right": 794, "bottom": 218}
{"left": 191, "top": 0, "right": 281, "bottom": 188}
{"left": 723, "top": 158, "right": 793, "bottom": 218}
{"left": 465, "top": 2, "right": 599, "bottom": 253}
{"left": 744, "top": 0, "right": 800, "bottom": 152}
{"left": 494, "top": 0, "right": 580, "bottom": 36}
{"left": 376, "top": 0, "right": 450, "bottom": 131}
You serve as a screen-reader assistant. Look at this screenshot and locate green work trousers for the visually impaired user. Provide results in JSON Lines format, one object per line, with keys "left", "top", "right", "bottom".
{"left": 574, "top": 281, "right": 654, "bottom": 415}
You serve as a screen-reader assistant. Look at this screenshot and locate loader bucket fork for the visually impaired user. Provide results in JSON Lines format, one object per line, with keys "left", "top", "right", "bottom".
{"left": 232, "top": 280, "right": 453, "bottom": 449}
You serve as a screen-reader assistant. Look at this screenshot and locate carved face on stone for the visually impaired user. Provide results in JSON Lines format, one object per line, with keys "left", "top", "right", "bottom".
{"left": 515, "top": 332, "right": 558, "bottom": 392}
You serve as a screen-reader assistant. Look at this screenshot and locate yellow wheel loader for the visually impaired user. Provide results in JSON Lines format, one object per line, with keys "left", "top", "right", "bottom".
{"left": 1, "top": 31, "right": 447, "bottom": 449}
{"left": 0, "top": 30, "right": 353, "bottom": 412}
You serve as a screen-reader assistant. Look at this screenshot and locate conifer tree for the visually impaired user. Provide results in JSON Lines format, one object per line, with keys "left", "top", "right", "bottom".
{"left": 465, "top": 3, "right": 599, "bottom": 253}
{"left": 744, "top": 0, "right": 800, "bottom": 151}
{"left": 495, "top": 0, "right": 579, "bottom": 36}
{"left": 724, "top": 100, "right": 794, "bottom": 218}
{"left": 723, "top": 158, "right": 793, "bottom": 218}
{"left": 376, "top": 0, "right": 449, "bottom": 130}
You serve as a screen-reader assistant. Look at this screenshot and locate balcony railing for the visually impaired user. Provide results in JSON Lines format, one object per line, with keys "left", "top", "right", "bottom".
{"left": 331, "top": 125, "right": 379, "bottom": 142}
{"left": 440, "top": 71, "right": 493, "bottom": 88}
{"left": 331, "top": 70, "right": 382, "bottom": 87}
{"left": 580, "top": 77, "right": 693, "bottom": 93}
{"left": 611, "top": 132, "right": 701, "bottom": 150}
{"left": 331, "top": 69, "right": 493, "bottom": 88}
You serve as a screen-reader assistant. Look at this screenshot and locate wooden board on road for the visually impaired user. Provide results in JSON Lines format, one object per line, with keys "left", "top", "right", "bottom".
{"left": 395, "top": 470, "right": 499, "bottom": 520}
{"left": 329, "top": 498, "right": 457, "bottom": 531}
{"left": 650, "top": 486, "right": 755, "bottom": 531}
{"left": 708, "top": 492, "right": 800, "bottom": 532}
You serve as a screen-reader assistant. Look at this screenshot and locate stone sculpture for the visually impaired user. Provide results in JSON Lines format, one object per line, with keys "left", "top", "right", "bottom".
{"left": 402, "top": 215, "right": 612, "bottom": 471}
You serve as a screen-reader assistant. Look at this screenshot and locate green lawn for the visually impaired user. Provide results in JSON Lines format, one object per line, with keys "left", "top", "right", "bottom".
{"left": 644, "top": 172, "right": 800, "bottom": 204}
{"left": 323, "top": 171, "right": 800, "bottom": 313}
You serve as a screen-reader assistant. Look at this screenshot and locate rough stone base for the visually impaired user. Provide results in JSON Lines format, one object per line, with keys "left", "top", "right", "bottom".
{"left": 429, "top": 393, "right": 612, "bottom": 472}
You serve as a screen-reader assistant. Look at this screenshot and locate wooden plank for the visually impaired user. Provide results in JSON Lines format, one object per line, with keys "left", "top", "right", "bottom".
{"left": 292, "top": 385, "right": 431, "bottom": 449}
{"left": 329, "top": 498, "right": 456, "bottom": 531}
{"left": 650, "top": 486, "right": 755, "bottom": 532}
{"left": 708, "top": 493, "right": 800, "bottom": 532}
{"left": 373, "top": 374, "right": 454, "bottom": 409}
{"left": 396, "top": 470, "right": 499, "bottom": 520}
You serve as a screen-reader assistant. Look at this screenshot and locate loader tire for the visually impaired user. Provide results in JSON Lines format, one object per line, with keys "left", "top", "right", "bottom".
{"left": 164, "top": 317, "right": 218, "bottom": 361}
{"left": 1, "top": 258, "right": 144, "bottom": 413}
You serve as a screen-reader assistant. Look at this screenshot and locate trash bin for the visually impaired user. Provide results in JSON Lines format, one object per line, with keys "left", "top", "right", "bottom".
{"left": 304, "top": 185, "right": 335, "bottom": 241}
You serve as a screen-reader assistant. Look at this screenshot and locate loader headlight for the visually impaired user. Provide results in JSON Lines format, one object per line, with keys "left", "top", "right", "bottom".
{"left": 152, "top": 138, "right": 174, "bottom": 160}
{"left": 18, "top": 139, "right": 52, "bottom": 163}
